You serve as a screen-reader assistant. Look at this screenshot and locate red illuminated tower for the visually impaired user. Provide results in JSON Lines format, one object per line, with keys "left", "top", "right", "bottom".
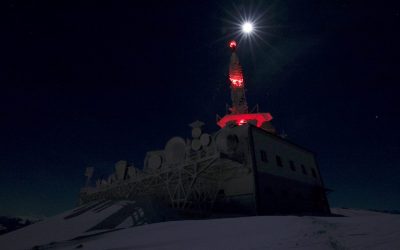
{"left": 228, "top": 40, "right": 248, "bottom": 114}
{"left": 217, "top": 41, "right": 275, "bottom": 133}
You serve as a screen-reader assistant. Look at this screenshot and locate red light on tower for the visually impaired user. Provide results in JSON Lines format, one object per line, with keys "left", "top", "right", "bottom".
{"left": 217, "top": 113, "right": 273, "bottom": 128}
{"left": 229, "top": 40, "right": 237, "bottom": 50}
{"left": 229, "top": 78, "right": 243, "bottom": 88}
{"left": 237, "top": 119, "right": 247, "bottom": 126}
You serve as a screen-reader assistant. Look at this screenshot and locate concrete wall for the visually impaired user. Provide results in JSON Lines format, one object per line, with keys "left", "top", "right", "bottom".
{"left": 251, "top": 127, "right": 322, "bottom": 186}
{"left": 249, "top": 126, "right": 330, "bottom": 215}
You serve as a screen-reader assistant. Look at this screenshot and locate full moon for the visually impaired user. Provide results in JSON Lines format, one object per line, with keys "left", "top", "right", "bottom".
{"left": 242, "top": 22, "right": 253, "bottom": 33}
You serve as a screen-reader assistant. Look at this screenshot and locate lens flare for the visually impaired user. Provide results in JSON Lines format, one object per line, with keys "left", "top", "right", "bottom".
{"left": 242, "top": 22, "right": 253, "bottom": 33}
{"left": 218, "top": 2, "right": 276, "bottom": 55}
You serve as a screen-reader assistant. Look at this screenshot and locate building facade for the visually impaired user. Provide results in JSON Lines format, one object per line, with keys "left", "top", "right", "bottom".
{"left": 79, "top": 40, "right": 330, "bottom": 219}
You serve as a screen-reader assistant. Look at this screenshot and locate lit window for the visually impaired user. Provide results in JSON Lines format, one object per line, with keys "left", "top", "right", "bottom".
{"left": 276, "top": 155, "right": 283, "bottom": 167}
{"left": 289, "top": 160, "right": 296, "bottom": 171}
{"left": 301, "top": 164, "right": 307, "bottom": 175}
{"left": 260, "top": 150, "right": 268, "bottom": 163}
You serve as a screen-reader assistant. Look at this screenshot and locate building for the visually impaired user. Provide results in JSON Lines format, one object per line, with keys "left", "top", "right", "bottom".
{"left": 79, "top": 41, "right": 330, "bottom": 219}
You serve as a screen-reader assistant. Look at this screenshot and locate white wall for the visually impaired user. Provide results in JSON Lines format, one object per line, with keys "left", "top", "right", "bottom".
{"left": 251, "top": 128, "right": 322, "bottom": 187}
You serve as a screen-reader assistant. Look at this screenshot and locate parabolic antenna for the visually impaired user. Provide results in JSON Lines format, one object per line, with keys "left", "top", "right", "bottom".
{"left": 108, "top": 174, "right": 116, "bottom": 184}
{"left": 148, "top": 154, "right": 162, "bottom": 170}
{"left": 215, "top": 129, "right": 239, "bottom": 154}
{"left": 200, "top": 133, "right": 211, "bottom": 147}
{"left": 191, "top": 139, "right": 202, "bottom": 151}
{"left": 115, "top": 160, "right": 128, "bottom": 180}
{"left": 165, "top": 137, "right": 186, "bottom": 164}
{"left": 191, "top": 127, "right": 202, "bottom": 138}
{"left": 127, "top": 166, "right": 138, "bottom": 178}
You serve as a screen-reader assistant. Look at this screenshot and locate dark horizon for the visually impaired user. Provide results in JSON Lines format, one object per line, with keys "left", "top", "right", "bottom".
{"left": 1, "top": 0, "right": 400, "bottom": 217}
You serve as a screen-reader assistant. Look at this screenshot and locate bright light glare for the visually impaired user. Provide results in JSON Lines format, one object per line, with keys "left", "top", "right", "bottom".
{"left": 242, "top": 22, "right": 253, "bottom": 33}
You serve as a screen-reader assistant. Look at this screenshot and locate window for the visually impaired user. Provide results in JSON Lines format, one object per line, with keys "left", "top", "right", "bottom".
{"left": 301, "top": 164, "right": 307, "bottom": 175}
{"left": 311, "top": 168, "right": 317, "bottom": 178}
{"left": 289, "top": 160, "right": 296, "bottom": 171}
{"left": 276, "top": 155, "right": 283, "bottom": 167}
{"left": 260, "top": 150, "right": 268, "bottom": 163}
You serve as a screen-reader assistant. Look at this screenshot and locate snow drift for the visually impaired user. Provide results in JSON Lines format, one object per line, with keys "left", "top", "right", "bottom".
{"left": 0, "top": 200, "right": 399, "bottom": 250}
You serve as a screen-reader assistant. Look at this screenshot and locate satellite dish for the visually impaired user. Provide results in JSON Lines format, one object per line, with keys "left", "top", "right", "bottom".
{"left": 200, "top": 133, "right": 211, "bottom": 147}
{"left": 165, "top": 137, "right": 186, "bottom": 164}
{"left": 148, "top": 154, "right": 162, "bottom": 170}
{"left": 191, "top": 127, "right": 202, "bottom": 138}
{"left": 108, "top": 174, "right": 116, "bottom": 184}
{"left": 127, "top": 166, "right": 138, "bottom": 178}
{"left": 191, "top": 139, "right": 202, "bottom": 151}
{"left": 115, "top": 160, "right": 128, "bottom": 180}
{"left": 216, "top": 129, "right": 239, "bottom": 154}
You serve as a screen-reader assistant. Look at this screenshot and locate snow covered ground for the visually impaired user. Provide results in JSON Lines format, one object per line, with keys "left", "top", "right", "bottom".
{"left": 0, "top": 216, "right": 41, "bottom": 235}
{"left": 1, "top": 201, "right": 399, "bottom": 250}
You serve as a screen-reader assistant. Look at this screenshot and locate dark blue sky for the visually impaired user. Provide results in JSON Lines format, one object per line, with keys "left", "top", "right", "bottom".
{"left": 1, "top": 0, "right": 400, "bottom": 216}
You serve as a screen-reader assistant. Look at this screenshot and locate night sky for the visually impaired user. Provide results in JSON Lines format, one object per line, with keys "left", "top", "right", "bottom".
{"left": 1, "top": 0, "right": 400, "bottom": 217}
